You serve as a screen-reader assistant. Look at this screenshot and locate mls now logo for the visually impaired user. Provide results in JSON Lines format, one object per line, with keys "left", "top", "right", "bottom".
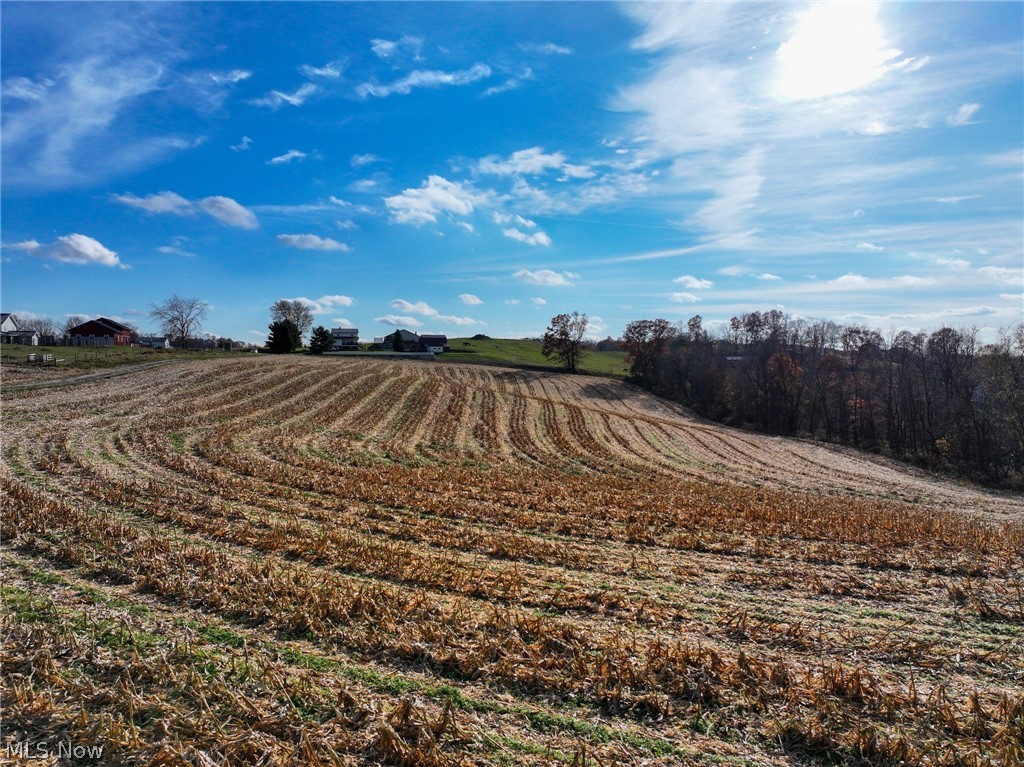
{"left": 5, "top": 741, "right": 104, "bottom": 760}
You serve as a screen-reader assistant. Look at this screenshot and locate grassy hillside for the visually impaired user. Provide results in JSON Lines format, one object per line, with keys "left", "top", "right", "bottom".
{"left": 444, "top": 336, "right": 628, "bottom": 376}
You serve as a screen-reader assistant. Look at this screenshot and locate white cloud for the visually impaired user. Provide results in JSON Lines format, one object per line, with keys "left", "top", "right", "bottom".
{"left": 300, "top": 60, "right": 345, "bottom": 78}
{"left": 230, "top": 136, "right": 253, "bottom": 151}
{"left": 478, "top": 146, "right": 584, "bottom": 177}
{"left": 688, "top": 149, "right": 764, "bottom": 242}
{"left": 493, "top": 211, "right": 537, "bottom": 228}
{"left": 504, "top": 299, "right": 521, "bottom": 305}
{"left": 197, "top": 196, "right": 258, "bottom": 229}
{"left": 387, "top": 299, "right": 480, "bottom": 326}
{"left": 892, "top": 275, "right": 937, "bottom": 286}
{"left": 376, "top": 314, "right": 423, "bottom": 328}
{"left": 530, "top": 297, "right": 547, "bottom": 306}
{"left": 757, "top": 273, "right": 782, "bottom": 281}
{"left": 670, "top": 292, "right": 699, "bottom": 303}
{"left": 935, "top": 257, "right": 971, "bottom": 269}
{"left": 18, "top": 233, "right": 124, "bottom": 268}
{"left": 114, "top": 191, "right": 257, "bottom": 229}
{"left": 857, "top": 242, "right": 884, "bottom": 251}
{"left": 457, "top": 222, "right": 475, "bottom": 234}
{"left": 7, "top": 239, "right": 42, "bottom": 252}
{"left": 287, "top": 295, "right": 355, "bottom": 314}
{"left": 520, "top": 42, "right": 573, "bottom": 55}
{"left": 717, "top": 265, "right": 749, "bottom": 277}
{"left": 978, "top": 266, "right": 1023, "bottom": 286}
{"left": 351, "top": 153, "right": 382, "bottom": 168}
{"left": 113, "top": 191, "right": 194, "bottom": 215}
{"left": 513, "top": 269, "right": 576, "bottom": 286}
{"left": 503, "top": 228, "right": 552, "bottom": 247}
{"left": 774, "top": 3, "right": 903, "bottom": 101}
{"left": 267, "top": 149, "right": 307, "bottom": 165}
{"left": 277, "top": 234, "right": 349, "bottom": 252}
{"left": 674, "top": 275, "right": 713, "bottom": 289}
{"left": 947, "top": 103, "right": 981, "bottom": 126}
{"left": 248, "top": 83, "right": 320, "bottom": 109}
{"left": 331, "top": 318, "right": 355, "bottom": 327}
{"left": 385, "top": 175, "right": 486, "bottom": 224}
{"left": 356, "top": 63, "right": 491, "bottom": 98}
{"left": 370, "top": 35, "right": 423, "bottom": 61}
{"left": 459, "top": 293, "right": 483, "bottom": 305}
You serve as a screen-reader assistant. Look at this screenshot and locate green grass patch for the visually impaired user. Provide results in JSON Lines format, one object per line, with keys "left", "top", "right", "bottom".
{"left": 443, "top": 337, "right": 628, "bottom": 376}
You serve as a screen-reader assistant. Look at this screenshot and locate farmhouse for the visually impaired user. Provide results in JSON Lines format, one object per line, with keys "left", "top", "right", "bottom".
{"left": 67, "top": 317, "right": 132, "bottom": 347}
{"left": 419, "top": 334, "right": 449, "bottom": 353}
{"left": 138, "top": 336, "right": 171, "bottom": 349}
{"left": 331, "top": 327, "right": 359, "bottom": 351}
{"left": 1, "top": 313, "right": 40, "bottom": 346}
{"left": 378, "top": 329, "right": 448, "bottom": 353}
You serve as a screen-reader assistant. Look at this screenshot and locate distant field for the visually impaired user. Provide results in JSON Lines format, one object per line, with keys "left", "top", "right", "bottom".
{"left": 444, "top": 336, "right": 628, "bottom": 376}
{"left": 0, "top": 344, "right": 235, "bottom": 385}
{"left": 2, "top": 355, "right": 1021, "bottom": 766}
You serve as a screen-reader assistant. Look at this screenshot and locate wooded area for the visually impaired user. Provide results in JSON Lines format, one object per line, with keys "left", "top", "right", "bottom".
{"left": 625, "top": 311, "right": 1024, "bottom": 486}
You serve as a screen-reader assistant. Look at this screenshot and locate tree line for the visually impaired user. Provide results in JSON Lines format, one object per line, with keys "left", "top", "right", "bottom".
{"left": 619, "top": 311, "right": 1024, "bottom": 486}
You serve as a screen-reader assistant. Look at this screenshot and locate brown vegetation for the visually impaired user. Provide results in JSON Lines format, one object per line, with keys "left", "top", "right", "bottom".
{"left": 2, "top": 355, "right": 1021, "bottom": 765}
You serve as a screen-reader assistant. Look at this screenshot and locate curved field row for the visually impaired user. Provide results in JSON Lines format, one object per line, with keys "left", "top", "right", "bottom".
{"left": 3, "top": 355, "right": 1022, "bottom": 767}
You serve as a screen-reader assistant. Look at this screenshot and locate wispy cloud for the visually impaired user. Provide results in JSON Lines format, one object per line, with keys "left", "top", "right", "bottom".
{"left": 300, "top": 59, "right": 345, "bottom": 78}
{"left": 286, "top": 295, "right": 355, "bottom": 314}
{"left": 503, "top": 228, "right": 551, "bottom": 247}
{"left": 197, "top": 196, "right": 259, "bottom": 229}
{"left": 113, "top": 191, "right": 194, "bottom": 215}
{"left": 376, "top": 314, "right": 423, "bottom": 328}
{"left": 267, "top": 149, "right": 308, "bottom": 165}
{"left": 947, "top": 102, "right": 981, "bottom": 126}
{"left": 230, "top": 136, "right": 253, "bottom": 151}
{"left": 351, "top": 153, "right": 382, "bottom": 168}
{"left": 113, "top": 191, "right": 258, "bottom": 228}
{"left": 519, "top": 42, "right": 572, "bottom": 56}
{"left": 459, "top": 293, "right": 483, "bottom": 305}
{"left": 370, "top": 35, "right": 423, "bottom": 62}
{"left": 513, "top": 269, "right": 577, "bottom": 286}
{"left": 276, "top": 234, "right": 349, "bottom": 252}
{"left": 356, "top": 63, "right": 491, "bottom": 98}
{"left": 387, "top": 299, "right": 481, "bottom": 325}
{"left": 248, "top": 82, "right": 319, "bottom": 109}
{"left": 670, "top": 292, "right": 699, "bottom": 303}
{"left": 674, "top": 275, "right": 713, "bottom": 289}
{"left": 478, "top": 146, "right": 592, "bottom": 179}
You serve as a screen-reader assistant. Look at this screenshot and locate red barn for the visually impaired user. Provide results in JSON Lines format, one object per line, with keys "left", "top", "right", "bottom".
{"left": 67, "top": 317, "right": 132, "bottom": 346}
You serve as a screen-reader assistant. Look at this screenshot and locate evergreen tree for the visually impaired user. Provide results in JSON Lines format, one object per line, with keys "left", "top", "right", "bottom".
{"left": 309, "top": 326, "right": 334, "bottom": 355}
{"left": 267, "top": 319, "right": 301, "bottom": 353}
{"left": 392, "top": 330, "right": 406, "bottom": 352}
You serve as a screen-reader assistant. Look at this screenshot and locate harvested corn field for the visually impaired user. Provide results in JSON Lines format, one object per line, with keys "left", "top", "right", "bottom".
{"left": 2, "top": 355, "right": 1022, "bottom": 766}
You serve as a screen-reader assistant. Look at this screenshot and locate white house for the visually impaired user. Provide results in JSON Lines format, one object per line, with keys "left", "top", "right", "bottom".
{"left": 1, "top": 313, "right": 39, "bottom": 346}
{"left": 138, "top": 336, "right": 171, "bottom": 349}
{"left": 331, "top": 327, "right": 359, "bottom": 351}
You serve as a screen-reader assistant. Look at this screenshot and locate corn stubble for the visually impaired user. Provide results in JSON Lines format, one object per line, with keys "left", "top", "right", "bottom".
{"left": 2, "top": 356, "right": 1022, "bottom": 765}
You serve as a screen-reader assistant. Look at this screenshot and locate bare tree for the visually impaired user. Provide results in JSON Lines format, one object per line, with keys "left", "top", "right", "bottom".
{"left": 150, "top": 295, "right": 210, "bottom": 348}
{"left": 541, "top": 312, "right": 588, "bottom": 372}
{"left": 20, "top": 316, "right": 57, "bottom": 337}
{"left": 60, "top": 315, "right": 91, "bottom": 342}
{"left": 270, "top": 299, "right": 314, "bottom": 343}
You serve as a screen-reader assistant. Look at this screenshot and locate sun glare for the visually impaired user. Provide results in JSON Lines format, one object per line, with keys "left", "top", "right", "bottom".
{"left": 775, "top": 2, "right": 901, "bottom": 101}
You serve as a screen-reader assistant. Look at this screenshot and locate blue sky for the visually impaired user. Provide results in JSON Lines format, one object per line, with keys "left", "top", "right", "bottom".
{"left": 2, "top": 1, "right": 1022, "bottom": 343}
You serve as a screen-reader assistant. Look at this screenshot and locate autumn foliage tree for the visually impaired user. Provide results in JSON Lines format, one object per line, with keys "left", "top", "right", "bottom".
{"left": 541, "top": 312, "right": 588, "bottom": 372}
{"left": 622, "top": 318, "right": 677, "bottom": 383}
